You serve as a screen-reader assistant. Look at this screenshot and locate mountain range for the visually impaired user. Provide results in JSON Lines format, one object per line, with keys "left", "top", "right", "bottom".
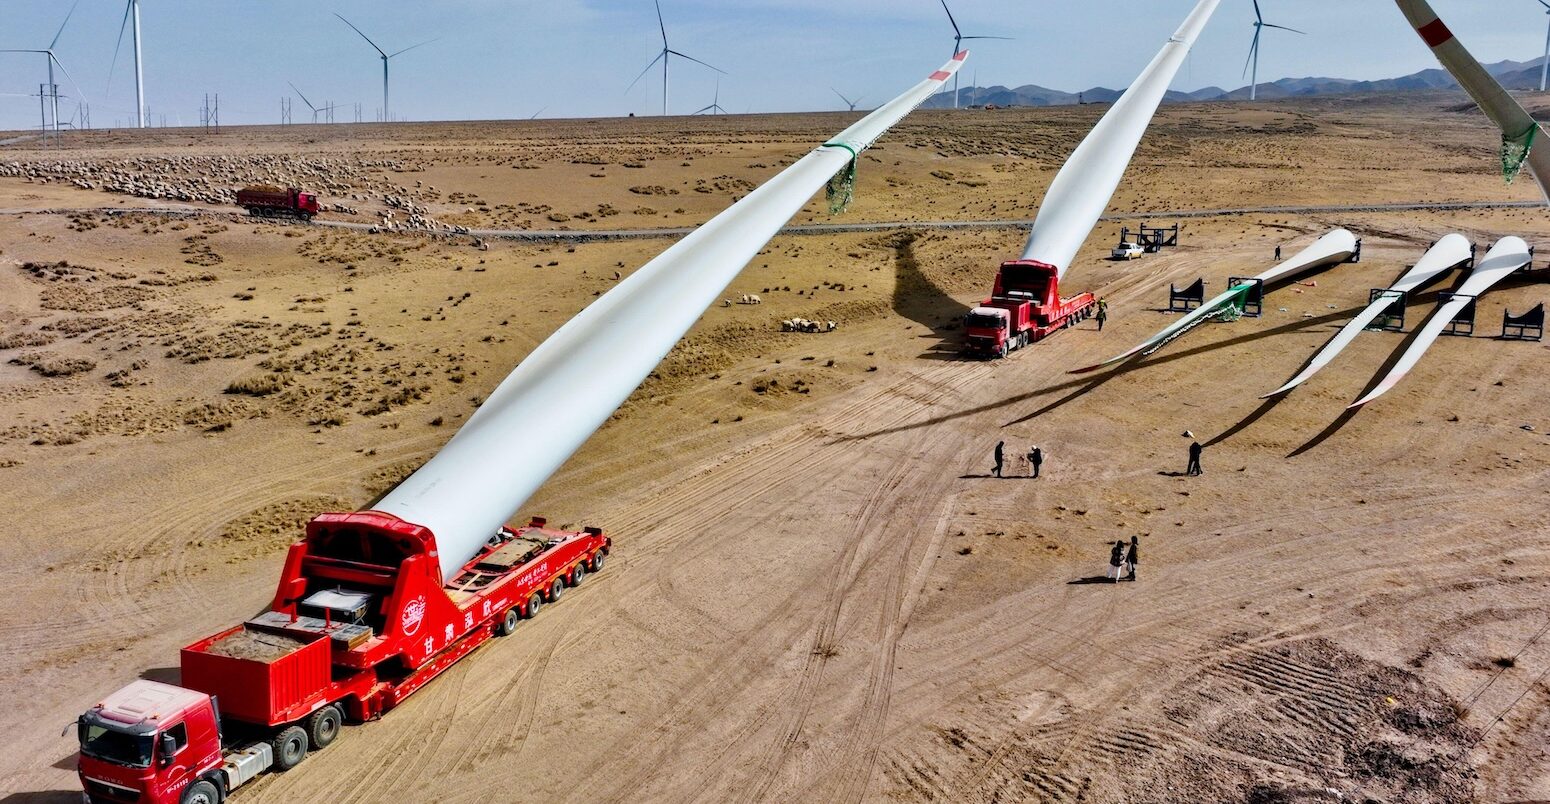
{"left": 923, "top": 57, "right": 1550, "bottom": 109}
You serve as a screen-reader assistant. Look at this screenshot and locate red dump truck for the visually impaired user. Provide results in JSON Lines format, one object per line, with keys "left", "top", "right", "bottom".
{"left": 76, "top": 512, "right": 609, "bottom": 804}
{"left": 963, "top": 259, "right": 1096, "bottom": 358}
{"left": 234, "top": 186, "right": 321, "bottom": 221}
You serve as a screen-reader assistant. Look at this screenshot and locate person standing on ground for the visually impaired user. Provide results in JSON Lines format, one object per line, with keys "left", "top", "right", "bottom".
{"left": 1096, "top": 299, "right": 1108, "bottom": 332}
{"left": 1187, "top": 440, "right": 1203, "bottom": 476}
{"left": 1028, "top": 445, "right": 1043, "bottom": 478}
{"left": 993, "top": 440, "right": 1005, "bottom": 478}
{"left": 1124, "top": 536, "right": 1139, "bottom": 581}
{"left": 1107, "top": 541, "right": 1126, "bottom": 582}
{"left": 1274, "top": 245, "right": 1282, "bottom": 261}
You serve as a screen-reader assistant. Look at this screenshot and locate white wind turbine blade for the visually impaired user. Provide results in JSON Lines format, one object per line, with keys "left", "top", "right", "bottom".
{"left": 1073, "top": 229, "right": 1357, "bottom": 374}
{"left": 389, "top": 38, "right": 439, "bottom": 59}
{"left": 376, "top": 51, "right": 970, "bottom": 583}
{"left": 627, "top": 51, "right": 666, "bottom": 93}
{"left": 335, "top": 13, "right": 387, "bottom": 58}
{"left": 49, "top": 53, "right": 88, "bottom": 105}
{"left": 1351, "top": 237, "right": 1530, "bottom": 408}
{"left": 666, "top": 49, "right": 726, "bottom": 75}
{"left": 287, "top": 82, "right": 317, "bottom": 113}
{"left": 106, "top": 0, "right": 132, "bottom": 93}
{"left": 1020, "top": 0, "right": 1221, "bottom": 279}
{"left": 49, "top": 0, "right": 81, "bottom": 52}
{"left": 1264, "top": 233, "right": 1472, "bottom": 397}
{"left": 1395, "top": 0, "right": 1550, "bottom": 203}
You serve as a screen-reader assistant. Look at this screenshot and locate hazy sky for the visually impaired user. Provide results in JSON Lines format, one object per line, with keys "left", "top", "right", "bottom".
{"left": 0, "top": 0, "right": 1544, "bottom": 130}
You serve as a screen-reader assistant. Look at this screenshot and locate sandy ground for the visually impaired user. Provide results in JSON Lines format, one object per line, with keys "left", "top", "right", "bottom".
{"left": 2, "top": 96, "right": 1549, "bottom": 803}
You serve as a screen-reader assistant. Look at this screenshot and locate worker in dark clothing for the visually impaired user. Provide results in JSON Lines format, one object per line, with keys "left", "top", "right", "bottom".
{"left": 1028, "top": 445, "right": 1043, "bottom": 478}
{"left": 1274, "top": 245, "right": 1282, "bottom": 261}
{"left": 1124, "top": 536, "right": 1139, "bottom": 581}
{"left": 1107, "top": 541, "right": 1126, "bottom": 582}
{"left": 993, "top": 440, "right": 1005, "bottom": 478}
{"left": 1095, "top": 299, "right": 1108, "bottom": 331}
{"left": 1186, "top": 440, "right": 1203, "bottom": 476}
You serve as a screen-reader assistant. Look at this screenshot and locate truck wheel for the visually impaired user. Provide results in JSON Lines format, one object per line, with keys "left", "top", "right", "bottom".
{"left": 547, "top": 577, "right": 565, "bottom": 602}
{"left": 307, "top": 704, "right": 342, "bottom": 749}
{"left": 524, "top": 593, "right": 542, "bottom": 618}
{"left": 588, "top": 552, "right": 606, "bottom": 573}
{"left": 570, "top": 565, "right": 586, "bottom": 587}
{"left": 498, "top": 606, "right": 520, "bottom": 636}
{"left": 180, "top": 779, "right": 221, "bottom": 804}
{"left": 271, "top": 726, "right": 309, "bottom": 771}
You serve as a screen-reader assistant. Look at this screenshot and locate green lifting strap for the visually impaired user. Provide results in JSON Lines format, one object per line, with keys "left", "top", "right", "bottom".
{"left": 1502, "top": 124, "right": 1537, "bottom": 185}
{"left": 822, "top": 142, "right": 859, "bottom": 215}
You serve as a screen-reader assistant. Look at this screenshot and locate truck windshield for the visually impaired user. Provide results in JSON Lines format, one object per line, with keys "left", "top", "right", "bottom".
{"left": 79, "top": 720, "right": 154, "bottom": 768}
{"left": 965, "top": 313, "right": 1004, "bottom": 329}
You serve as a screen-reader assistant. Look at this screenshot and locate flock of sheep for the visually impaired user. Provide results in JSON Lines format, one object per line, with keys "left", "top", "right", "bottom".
{"left": 721, "top": 295, "right": 838, "bottom": 333}
{"left": 0, "top": 154, "right": 470, "bottom": 234}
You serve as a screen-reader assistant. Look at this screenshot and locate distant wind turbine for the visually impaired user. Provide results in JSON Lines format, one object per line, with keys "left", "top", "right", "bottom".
{"left": 627, "top": 0, "right": 725, "bottom": 116}
{"left": 289, "top": 82, "right": 334, "bottom": 124}
{"left": 1, "top": 0, "right": 88, "bottom": 137}
{"left": 1244, "top": 0, "right": 1304, "bottom": 101}
{"left": 939, "top": 0, "right": 1011, "bottom": 109}
{"left": 335, "top": 14, "right": 438, "bottom": 123}
{"left": 693, "top": 78, "right": 727, "bottom": 115}
{"left": 832, "top": 88, "right": 863, "bottom": 112}
{"left": 1537, "top": 0, "right": 1550, "bottom": 92}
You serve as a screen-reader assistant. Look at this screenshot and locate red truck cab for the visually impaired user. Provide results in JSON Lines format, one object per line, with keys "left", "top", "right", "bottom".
{"left": 78, "top": 681, "right": 224, "bottom": 804}
{"left": 76, "top": 512, "right": 610, "bottom": 804}
{"left": 964, "top": 260, "right": 1096, "bottom": 358}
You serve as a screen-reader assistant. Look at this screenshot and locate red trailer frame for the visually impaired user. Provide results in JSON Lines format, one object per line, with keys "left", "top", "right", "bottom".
{"left": 964, "top": 260, "right": 1096, "bottom": 358}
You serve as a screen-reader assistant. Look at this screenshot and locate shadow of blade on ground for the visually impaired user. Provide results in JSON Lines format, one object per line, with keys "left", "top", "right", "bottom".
{"left": 829, "top": 305, "right": 1364, "bottom": 444}
{"left": 1287, "top": 295, "right": 1448, "bottom": 456}
{"left": 1205, "top": 395, "right": 1286, "bottom": 448}
{"left": 885, "top": 230, "right": 975, "bottom": 358}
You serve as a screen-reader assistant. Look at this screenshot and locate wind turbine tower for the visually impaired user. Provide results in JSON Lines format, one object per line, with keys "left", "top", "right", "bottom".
{"left": 108, "top": 0, "right": 148, "bottom": 127}
{"left": 132, "top": 0, "right": 144, "bottom": 127}
{"left": 938, "top": 0, "right": 1010, "bottom": 109}
{"left": 335, "top": 14, "right": 437, "bottom": 124}
{"left": 832, "top": 88, "right": 863, "bottom": 112}
{"left": 1245, "top": 0, "right": 1303, "bottom": 101}
{"left": 628, "top": 0, "right": 725, "bottom": 116}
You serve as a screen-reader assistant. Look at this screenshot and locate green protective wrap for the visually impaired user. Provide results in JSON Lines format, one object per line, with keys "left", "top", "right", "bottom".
{"left": 1218, "top": 283, "right": 1255, "bottom": 322}
{"left": 823, "top": 142, "right": 859, "bottom": 215}
{"left": 1502, "top": 124, "right": 1537, "bottom": 185}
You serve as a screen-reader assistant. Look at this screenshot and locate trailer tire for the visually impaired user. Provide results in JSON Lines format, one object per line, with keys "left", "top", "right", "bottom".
{"left": 180, "top": 779, "right": 220, "bottom": 804}
{"left": 271, "top": 726, "right": 309, "bottom": 771}
{"left": 570, "top": 565, "right": 585, "bottom": 587}
{"left": 525, "top": 593, "right": 542, "bottom": 618}
{"left": 307, "top": 704, "right": 342, "bottom": 749}
{"left": 498, "top": 606, "right": 520, "bottom": 636}
{"left": 547, "top": 577, "right": 565, "bottom": 602}
{"left": 588, "top": 552, "right": 605, "bottom": 573}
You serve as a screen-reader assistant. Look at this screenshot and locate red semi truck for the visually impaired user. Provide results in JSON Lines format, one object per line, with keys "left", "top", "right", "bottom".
{"left": 234, "top": 186, "right": 321, "bottom": 221}
{"left": 76, "top": 512, "right": 609, "bottom": 804}
{"left": 963, "top": 259, "right": 1096, "bottom": 358}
